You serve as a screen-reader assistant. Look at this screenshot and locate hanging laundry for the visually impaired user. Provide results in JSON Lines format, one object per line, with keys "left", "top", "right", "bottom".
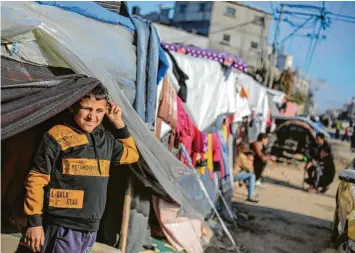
{"left": 218, "top": 131, "right": 230, "bottom": 180}
{"left": 206, "top": 134, "right": 214, "bottom": 179}
{"left": 156, "top": 76, "right": 178, "bottom": 151}
{"left": 212, "top": 133, "right": 225, "bottom": 179}
{"left": 163, "top": 47, "right": 189, "bottom": 102}
{"left": 176, "top": 96, "right": 195, "bottom": 165}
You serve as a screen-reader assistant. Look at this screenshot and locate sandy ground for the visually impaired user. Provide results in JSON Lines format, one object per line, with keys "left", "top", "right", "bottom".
{"left": 2, "top": 138, "right": 354, "bottom": 253}
{"left": 207, "top": 138, "right": 354, "bottom": 253}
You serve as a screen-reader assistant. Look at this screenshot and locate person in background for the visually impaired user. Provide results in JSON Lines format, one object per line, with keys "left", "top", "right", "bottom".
{"left": 16, "top": 85, "right": 139, "bottom": 253}
{"left": 233, "top": 142, "right": 258, "bottom": 203}
{"left": 342, "top": 125, "right": 350, "bottom": 142}
{"left": 305, "top": 133, "right": 335, "bottom": 193}
{"left": 351, "top": 125, "right": 355, "bottom": 152}
{"left": 335, "top": 120, "right": 341, "bottom": 140}
{"left": 250, "top": 133, "right": 275, "bottom": 186}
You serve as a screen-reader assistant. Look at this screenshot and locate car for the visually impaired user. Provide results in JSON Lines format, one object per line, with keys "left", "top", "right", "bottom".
{"left": 331, "top": 159, "right": 355, "bottom": 253}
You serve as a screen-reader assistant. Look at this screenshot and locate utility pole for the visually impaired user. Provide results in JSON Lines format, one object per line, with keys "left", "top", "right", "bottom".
{"left": 259, "top": 16, "right": 266, "bottom": 69}
{"left": 268, "top": 4, "right": 284, "bottom": 88}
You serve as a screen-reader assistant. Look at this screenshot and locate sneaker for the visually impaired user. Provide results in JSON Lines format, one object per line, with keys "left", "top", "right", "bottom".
{"left": 255, "top": 180, "right": 263, "bottom": 186}
{"left": 247, "top": 197, "right": 259, "bottom": 203}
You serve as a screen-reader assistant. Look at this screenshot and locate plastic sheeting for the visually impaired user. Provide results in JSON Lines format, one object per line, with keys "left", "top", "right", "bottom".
{"left": 36, "top": 1, "right": 135, "bottom": 31}
{"left": 152, "top": 197, "right": 204, "bottom": 253}
{"left": 166, "top": 52, "right": 238, "bottom": 132}
{"left": 234, "top": 86, "right": 252, "bottom": 122}
{"left": 1, "top": 6, "right": 41, "bottom": 40}
{"left": 2, "top": 2, "right": 137, "bottom": 105}
{"left": 4, "top": 0, "right": 208, "bottom": 219}
{"left": 235, "top": 71, "right": 269, "bottom": 135}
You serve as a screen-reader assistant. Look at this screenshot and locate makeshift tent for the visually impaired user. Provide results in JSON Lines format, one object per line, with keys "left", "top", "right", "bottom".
{"left": 270, "top": 119, "right": 318, "bottom": 160}
{"left": 2, "top": 3, "right": 228, "bottom": 253}
{"left": 274, "top": 116, "right": 331, "bottom": 138}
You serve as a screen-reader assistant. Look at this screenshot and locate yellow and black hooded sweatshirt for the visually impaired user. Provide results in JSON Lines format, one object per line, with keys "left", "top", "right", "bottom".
{"left": 24, "top": 119, "right": 139, "bottom": 232}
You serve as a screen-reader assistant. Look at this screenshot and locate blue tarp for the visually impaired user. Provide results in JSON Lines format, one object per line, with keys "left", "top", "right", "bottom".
{"left": 37, "top": 1, "right": 136, "bottom": 30}
{"left": 275, "top": 116, "right": 331, "bottom": 139}
{"left": 36, "top": 1, "right": 169, "bottom": 85}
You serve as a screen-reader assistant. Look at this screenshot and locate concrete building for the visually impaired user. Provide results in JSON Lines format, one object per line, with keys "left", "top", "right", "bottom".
{"left": 170, "top": 1, "right": 272, "bottom": 70}
{"left": 153, "top": 23, "right": 209, "bottom": 48}
{"left": 276, "top": 49, "right": 293, "bottom": 71}
{"left": 144, "top": 7, "right": 171, "bottom": 25}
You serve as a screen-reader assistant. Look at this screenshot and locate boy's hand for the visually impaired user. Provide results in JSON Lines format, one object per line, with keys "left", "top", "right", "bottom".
{"left": 106, "top": 101, "right": 125, "bottom": 129}
{"left": 25, "top": 226, "right": 44, "bottom": 252}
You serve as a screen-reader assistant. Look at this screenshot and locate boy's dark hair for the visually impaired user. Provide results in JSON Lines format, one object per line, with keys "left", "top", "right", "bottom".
{"left": 257, "top": 133, "right": 268, "bottom": 142}
{"left": 316, "top": 133, "right": 325, "bottom": 139}
{"left": 83, "top": 84, "right": 109, "bottom": 100}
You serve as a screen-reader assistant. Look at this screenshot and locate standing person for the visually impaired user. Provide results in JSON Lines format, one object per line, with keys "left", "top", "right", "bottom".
{"left": 305, "top": 133, "right": 335, "bottom": 193}
{"left": 351, "top": 125, "right": 355, "bottom": 152}
{"left": 250, "top": 133, "right": 274, "bottom": 186}
{"left": 342, "top": 125, "right": 350, "bottom": 142}
{"left": 233, "top": 142, "right": 258, "bottom": 203}
{"left": 335, "top": 120, "right": 341, "bottom": 139}
{"left": 16, "top": 85, "right": 139, "bottom": 253}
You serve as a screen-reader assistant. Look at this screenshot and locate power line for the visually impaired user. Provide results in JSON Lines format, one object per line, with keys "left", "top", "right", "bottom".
{"left": 209, "top": 20, "right": 256, "bottom": 34}
{"left": 304, "top": 19, "right": 318, "bottom": 73}
{"left": 334, "top": 2, "right": 347, "bottom": 23}
{"left": 305, "top": 18, "right": 323, "bottom": 75}
{"left": 282, "top": 3, "right": 324, "bottom": 11}
{"left": 279, "top": 16, "right": 315, "bottom": 46}
{"left": 327, "top": 11, "right": 355, "bottom": 21}
{"left": 269, "top": 1, "right": 276, "bottom": 17}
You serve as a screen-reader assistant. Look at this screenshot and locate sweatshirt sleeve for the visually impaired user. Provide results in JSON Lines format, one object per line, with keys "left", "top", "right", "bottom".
{"left": 111, "top": 126, "right": 139, "bottom": 166}
{"left": 25, "top": 132, "right": 60, "bottom": 227}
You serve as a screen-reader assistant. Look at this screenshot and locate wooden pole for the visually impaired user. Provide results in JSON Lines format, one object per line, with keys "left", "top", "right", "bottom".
{"left": 119, "top": 174, "right": 133, "bottom": 253}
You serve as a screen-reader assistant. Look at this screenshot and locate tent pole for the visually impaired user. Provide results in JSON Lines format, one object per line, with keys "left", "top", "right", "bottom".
{"left": 119, "top": 173, "right": 133, "bottom": 253}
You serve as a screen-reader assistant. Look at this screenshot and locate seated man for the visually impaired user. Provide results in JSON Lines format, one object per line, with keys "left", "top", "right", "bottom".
{"left": 305, "top": 133, "right": 335, "bottom": 193}
{"left": 233, "top": 142, "right": 259, "bottom": 203}
{"left": 250, "top": 133, "right": 272, "bottom": 186}
{"left": 17, "top": 85, "right": 139, "bottom": 253}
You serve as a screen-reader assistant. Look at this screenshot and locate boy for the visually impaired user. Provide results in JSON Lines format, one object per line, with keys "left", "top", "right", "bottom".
{"left": 17, "top": 85, "right": 139, "bottom": 253}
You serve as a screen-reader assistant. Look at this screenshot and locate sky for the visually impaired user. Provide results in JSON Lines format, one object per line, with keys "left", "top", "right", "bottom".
{"left": 127, "top": 1, "right": 355, "bottom": 113}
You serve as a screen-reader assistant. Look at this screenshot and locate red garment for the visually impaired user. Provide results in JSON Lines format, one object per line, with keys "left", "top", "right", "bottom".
{"left": 176, "top": 96, "right": 195, "bottom": 165}
{"left": 212, "top": 133, "right": 225, "bottom": 178}
{"left": 267, "top": 110, "right": 272, "bottom": 128}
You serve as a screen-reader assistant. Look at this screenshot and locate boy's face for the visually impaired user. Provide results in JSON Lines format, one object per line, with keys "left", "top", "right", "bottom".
{"left": 73, "top": 97, "right": 108, "bottom": 133}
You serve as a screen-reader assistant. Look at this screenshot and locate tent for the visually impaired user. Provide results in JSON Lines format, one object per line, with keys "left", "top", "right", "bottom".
{"left": 270, "top": 118, "right": 318, "bottom": 160}
{"left": 1, "top": 3, "right": 222, "bottom": 253}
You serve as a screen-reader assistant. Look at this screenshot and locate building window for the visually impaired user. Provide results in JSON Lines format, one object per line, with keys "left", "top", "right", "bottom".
{"left": 253, "top": 16, "right": 264, "bottom": 26}
{"left": 180, "top": 4, "right": 186, "bottom": 13}
{"left": 199, "top": 3, "right": 206, "bottom": 12}
{"left": 251, "top": 41, "right": 258, "bottom": 49}
{"left": 225, "top": 7, "right": 236, "bottom": 17}
{"left": 221, "top": 34, "right": 231, "bottom": 45}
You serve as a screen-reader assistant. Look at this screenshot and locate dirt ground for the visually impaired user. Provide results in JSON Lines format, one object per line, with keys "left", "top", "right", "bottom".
{"left": 208, "top": 138, "right": 354, "bottom": 253}
{"left": 2, "top": 137, "right": 354, "bottom": 253}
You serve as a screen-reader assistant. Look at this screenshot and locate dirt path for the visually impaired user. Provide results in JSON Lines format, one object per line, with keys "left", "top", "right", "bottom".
{"left": 212, "top": 139, "right": 354, "bottom": 253}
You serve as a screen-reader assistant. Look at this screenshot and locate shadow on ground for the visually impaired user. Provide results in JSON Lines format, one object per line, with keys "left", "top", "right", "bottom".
{"left": 262, "top": 176, "right": 335, "bottom": 199}
{"left": 206, "top": 202, "right": 333, "bottom": 253}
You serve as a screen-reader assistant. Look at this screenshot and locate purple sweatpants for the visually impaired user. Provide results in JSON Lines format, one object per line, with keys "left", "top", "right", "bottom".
{"left": 16, "top": 225, "right": 97, "bottom": 253}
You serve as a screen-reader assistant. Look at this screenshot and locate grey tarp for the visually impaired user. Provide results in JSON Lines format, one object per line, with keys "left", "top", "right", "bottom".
{"left": 1, "top": 61, "right": 210, "bottom": 253}
{"left": 267, "top": 93, "right": 281, "bottom": 117}
{"left": 1, "top": 57, "right": 99, "bottom": 140}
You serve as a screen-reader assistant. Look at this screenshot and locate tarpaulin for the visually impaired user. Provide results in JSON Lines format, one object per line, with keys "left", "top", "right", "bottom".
{"left": 165, "top": 52, "right": 238, "bottom": 132}
{"left": 36, "top": 1, "right": 135, "bottom": 31}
